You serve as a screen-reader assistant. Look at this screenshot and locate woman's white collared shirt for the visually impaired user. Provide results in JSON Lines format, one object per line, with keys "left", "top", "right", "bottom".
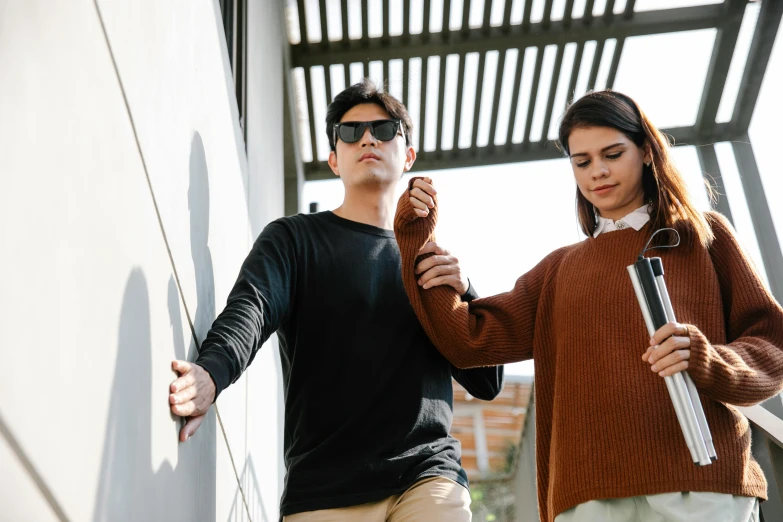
{"left": 593, "top": 205, "right": 651, "bottom": 237}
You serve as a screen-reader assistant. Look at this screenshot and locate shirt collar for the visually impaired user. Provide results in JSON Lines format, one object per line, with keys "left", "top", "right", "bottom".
{"left": 593, "top": 205, "right": 651, "bottom": 238}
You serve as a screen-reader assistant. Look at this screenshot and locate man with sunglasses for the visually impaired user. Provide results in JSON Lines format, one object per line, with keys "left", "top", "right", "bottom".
{"left": 169, "top": 79, "right": 502, "bottom": 521}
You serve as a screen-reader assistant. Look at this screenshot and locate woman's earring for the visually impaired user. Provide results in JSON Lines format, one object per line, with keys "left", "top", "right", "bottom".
{"left": 645, "top": 161, "right": 651, "bottom": 167}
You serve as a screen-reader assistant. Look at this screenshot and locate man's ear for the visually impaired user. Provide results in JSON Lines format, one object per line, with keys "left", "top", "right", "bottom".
{"left": 403, "top": 145, "right": 417, "bottom": 172}
{"left": 328, "top": 150, "right": 340, "bottom": 177}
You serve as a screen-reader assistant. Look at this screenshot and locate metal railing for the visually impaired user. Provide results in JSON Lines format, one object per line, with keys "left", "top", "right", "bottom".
{"left": 511, "top": 396, "right": 783, "bottom": 522}
{"left": 739, "top": 397, "right": 783, "bottom": 522}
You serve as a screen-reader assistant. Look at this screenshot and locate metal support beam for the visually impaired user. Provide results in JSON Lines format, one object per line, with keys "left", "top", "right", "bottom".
{"left": 305, "top": 124, "right": 742, "bottom": 179}
{"left": 291, "top": 5, "right": 729, "bottom": 68}
{"left": 696, "top": 144, "right": 734, "bottom": 225}
{"left": 731, "top": 0, "right": 783, "bottom": 134}
{"left": 695, "top": 0, "right": 745, "bottom": 133}
{"left": 732, "top": 137, "right": 783, "bottom": 301}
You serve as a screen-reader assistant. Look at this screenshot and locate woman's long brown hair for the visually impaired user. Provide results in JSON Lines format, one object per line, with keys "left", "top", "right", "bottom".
{"left": 557, "top": 91, "right": 715, "bottom": 248}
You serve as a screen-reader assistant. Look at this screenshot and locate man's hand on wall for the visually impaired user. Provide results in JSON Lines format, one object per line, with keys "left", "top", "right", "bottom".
{"left": 169, "top": 360, "right": 216, "bottom": 442}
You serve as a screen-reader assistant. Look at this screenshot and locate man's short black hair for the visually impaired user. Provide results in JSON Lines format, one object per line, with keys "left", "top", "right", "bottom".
{"left": 326, "top": 79, "right": 414, "bottom": 151}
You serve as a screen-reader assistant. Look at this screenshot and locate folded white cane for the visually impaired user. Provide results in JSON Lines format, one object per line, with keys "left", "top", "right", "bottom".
{"left": 627, "top": 229, "right": 716, "bottom": 466}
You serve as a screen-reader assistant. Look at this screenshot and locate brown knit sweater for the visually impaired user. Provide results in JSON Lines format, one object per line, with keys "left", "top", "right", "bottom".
{"left": 394, "top": 185, "right": 783, "bottom": 522}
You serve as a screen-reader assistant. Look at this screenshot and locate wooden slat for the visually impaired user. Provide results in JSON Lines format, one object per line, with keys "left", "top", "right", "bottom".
{"left": 462, "top": 0, "right": 471, "bottom": 33}
{"left": 624, "top": 0, "right": 636, "bottom": 19}
{"left": 318, "top": 0, "right": 329, "bottom": 44}
{"left": 540, "top": 44, "right": 565, "bottom": 142}
{"left": 502, "top": 0, "right": 513, "bottom": 29}
{"left": 452, "top": 53, "right": 467, "bottom": 149}
{"left": 435, "top": 55, "right": 448, "bottom": 152}
{"left": 419, "top": 56, "right": 430, "bottom": 151}
{"left": 487, "top": 49, "right": 507, "bottom": 148}
{"left": 402, "top": 57, "right": 409, "bottom": 107}
{"left": 604, "top": 0, "right": 616, "bottom": 20}
{"left": 586, "top": 39, "right": 605, "bottom": 91}
{"left": 584, "top": 0, "right": 596, "bottom": 22}
{"left": 543, "top": 0, "right": 555, "bottom": 27}
{"left": 482, "top": 0, "right": 493, "bottom": 31}
{"left": 383, "top": 0, "right": 390, "bottom": 38}
{"left": 341, "top": 0, "right": 350, "bottom": 40}
{"left": 297, "top": 0, "right": 309, "bottom": 43}
{"left": 303, "top": 67, "right": 319, "bottom": 162}
{"left": 522, "top": 0, "right": 533, "bottom": 32}
{"left": 505, "top": 47, "right": 526, "bottom": 146}
{"left": 362, "top": 0, "right": 369, "bottom": 42}
{"left": 423, "top": 0, "right": 431, "bottom": 35}
{"left": 523, "top": 46, "right": 545, "bottom": 144}
{"left": 470, "top": 51, "right": 487, "bottom": 149}
{"left": 403, "top": 0, "right": 410, "bottom": 37}
{"left": 564, "top": 0, "right": 575, "bottom": 25}
{"left": 324, "top": 64, "right": 333, "bottom": 104}
{"left": 566, "top": 41, "right": 584, "bottom": 104}
{"left": 605, "top": 37, "right": 624, "bottom": 90}
{"left": 443, "top": 0, "right": 452, "bottom": 33}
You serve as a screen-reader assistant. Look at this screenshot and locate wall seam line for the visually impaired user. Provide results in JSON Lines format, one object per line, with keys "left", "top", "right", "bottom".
{"left": 90, "top": 1, "right": 253, "bottom": 519}
{"left": 0, "top": 410, "right": 71, "bottom": 522}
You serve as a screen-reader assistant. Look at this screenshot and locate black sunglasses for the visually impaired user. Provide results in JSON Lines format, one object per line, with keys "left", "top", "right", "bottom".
{"left": 333, "top": 119, "right": 404, "bottom": 147}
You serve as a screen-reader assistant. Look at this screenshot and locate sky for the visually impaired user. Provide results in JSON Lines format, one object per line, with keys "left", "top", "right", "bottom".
{"left": 293, "top": 0, "right": 783, "bottom": 376}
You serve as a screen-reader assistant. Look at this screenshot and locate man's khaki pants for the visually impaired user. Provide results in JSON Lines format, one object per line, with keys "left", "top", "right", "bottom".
{"left": 283, "top": 476, "right": 472, "bottom": 522}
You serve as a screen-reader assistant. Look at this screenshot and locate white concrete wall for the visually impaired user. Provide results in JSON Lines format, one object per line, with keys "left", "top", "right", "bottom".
{"left": 0, "top": 1, "right": 285, "bottom": 520}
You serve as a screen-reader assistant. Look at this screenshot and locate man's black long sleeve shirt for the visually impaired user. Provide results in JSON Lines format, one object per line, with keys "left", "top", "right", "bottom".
{"left": 196, "top": 211, "right": 503, "bottom": 515}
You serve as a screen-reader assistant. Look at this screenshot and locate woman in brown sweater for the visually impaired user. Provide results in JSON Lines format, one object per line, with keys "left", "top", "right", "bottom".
{"left": 393, "top": 91, "right": 783, "bottom": 522}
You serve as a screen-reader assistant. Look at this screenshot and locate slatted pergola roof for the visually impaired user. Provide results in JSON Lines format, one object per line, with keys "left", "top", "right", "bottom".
{"left": 284, "top": 0, "right": 781, "bottom": 182}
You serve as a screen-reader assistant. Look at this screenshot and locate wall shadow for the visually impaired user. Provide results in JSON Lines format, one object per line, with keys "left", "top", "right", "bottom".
{"left": 91, "top": 132, "right": 226, "bottom": 521}
{"left": 189, "top": 132, "right": 216, "bottom": 347}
